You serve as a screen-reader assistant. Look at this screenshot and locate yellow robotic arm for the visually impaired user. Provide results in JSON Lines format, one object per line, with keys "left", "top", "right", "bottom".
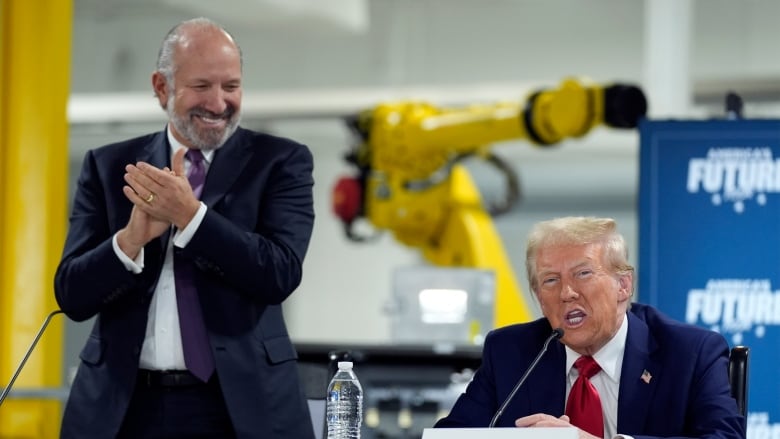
{"left": 332, "top": 77, "right": 647, "bottom": 329}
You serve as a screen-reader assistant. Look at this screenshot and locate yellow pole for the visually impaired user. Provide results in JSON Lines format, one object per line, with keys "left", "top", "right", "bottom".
{"left": 0, "top": 0, "right": 72, "bottom": 437}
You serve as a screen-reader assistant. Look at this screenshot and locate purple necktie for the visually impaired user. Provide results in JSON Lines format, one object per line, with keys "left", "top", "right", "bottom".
{"left": 174, "top": 149, "right": 215, "bottom": 381}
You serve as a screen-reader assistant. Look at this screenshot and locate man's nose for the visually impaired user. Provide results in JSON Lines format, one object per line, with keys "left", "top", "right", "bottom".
{"left": 203, "top": 88, "right": 228, "bottom": 115}
{"left": 560, "top": 283, "right": 578, "bottom": 301}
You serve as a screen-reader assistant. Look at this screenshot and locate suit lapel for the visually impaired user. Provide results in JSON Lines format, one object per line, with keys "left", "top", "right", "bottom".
{"left": 201, "top": 129, "right": 252, "bottom": 207}
{"left": 138, "top": 131, "right": 170, "bottom": 170}
{"left": 617, "top": 311, "right": 660, "bottom": 433}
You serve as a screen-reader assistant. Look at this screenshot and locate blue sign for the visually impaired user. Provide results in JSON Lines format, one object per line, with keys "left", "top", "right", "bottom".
{"left": 639, "top": 119, "right": 780, "bottom": 438}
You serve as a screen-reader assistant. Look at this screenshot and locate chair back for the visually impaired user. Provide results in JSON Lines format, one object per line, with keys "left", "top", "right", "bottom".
{"left": 298, "top": 362, "right": 330, "bottom": 439}
{"left": 728, "top": 346, "right": 749, "bottom": 418}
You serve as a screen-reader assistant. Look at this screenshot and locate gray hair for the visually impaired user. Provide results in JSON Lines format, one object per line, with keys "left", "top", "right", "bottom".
{"left": 155, "top": 17, "right": 244, "bottom": 89}
{"left": 525, "top": 216, "right": 634, "bottom": 293}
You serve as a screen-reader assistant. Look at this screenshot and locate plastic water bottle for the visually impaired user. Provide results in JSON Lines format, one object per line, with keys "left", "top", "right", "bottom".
{"left": 326, "top": 361, "right": 363, "bottom": 439}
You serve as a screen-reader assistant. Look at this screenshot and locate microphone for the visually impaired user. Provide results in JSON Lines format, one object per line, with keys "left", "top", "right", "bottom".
{"left": 0, "top": 310, "right": 64, "bottom": 406}
{"left": 488, "top": 327, "right": 564, "bottom": 428}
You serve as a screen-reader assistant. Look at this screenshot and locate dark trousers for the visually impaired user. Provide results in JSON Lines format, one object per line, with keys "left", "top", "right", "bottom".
{"left": 117, "top": 370, "right": 236, "bottom": 439}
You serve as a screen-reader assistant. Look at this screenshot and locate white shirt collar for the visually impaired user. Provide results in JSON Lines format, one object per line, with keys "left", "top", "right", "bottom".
{"left": 565, "top": 312, "right": 628, "bottom": 384}
{"left": 166, "top": 125, "right": 215, "bottom": 163}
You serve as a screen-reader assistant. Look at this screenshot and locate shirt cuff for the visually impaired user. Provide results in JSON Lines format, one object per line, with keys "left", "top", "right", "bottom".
{"left": 113, "top": 233, "right": 144, "bottom": 274}
{"left": 173, "top": 202, "right": 207, "bottom": 248}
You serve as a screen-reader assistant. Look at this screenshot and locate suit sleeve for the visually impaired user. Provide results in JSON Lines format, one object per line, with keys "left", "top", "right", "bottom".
{"left": 54, "top": 150, "right": 147, "bottom": 321}
{"left": 184, "top": 142, "right": 315, "bottom": 304}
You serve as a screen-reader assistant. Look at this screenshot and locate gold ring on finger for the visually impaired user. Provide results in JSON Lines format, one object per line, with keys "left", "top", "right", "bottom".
{"left": 145, "top": 193, "right": 155, "bottom": 203}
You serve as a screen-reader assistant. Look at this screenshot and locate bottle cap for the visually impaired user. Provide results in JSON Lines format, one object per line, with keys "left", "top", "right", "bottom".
{"left": 337, "top": 361, "right": 353, "bottom": 370}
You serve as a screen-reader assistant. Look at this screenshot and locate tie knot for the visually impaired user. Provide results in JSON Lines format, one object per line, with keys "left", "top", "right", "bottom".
{"left": 574, "top": 356, "right": 601, "bottom": 379}
{"left": 186, "top": 148, "right": 205, "bottom": 165}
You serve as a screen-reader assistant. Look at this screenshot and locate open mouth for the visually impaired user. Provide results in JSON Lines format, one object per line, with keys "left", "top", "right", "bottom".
{"left": 190, "top": 106, "right": 234, "bottom": 128}
{"left": 564, "top": 309, "right": 586, "bottom": 327}
{"left": 193, "top": 113, "right": 227, "bottom": 128}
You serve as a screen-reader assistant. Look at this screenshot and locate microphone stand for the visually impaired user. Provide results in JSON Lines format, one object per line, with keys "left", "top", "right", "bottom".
{"left": 488, "top": 328, "right": 563, "bottom": 428}
{"left": 0, "top": 309, "right": 64, "bottom": 407}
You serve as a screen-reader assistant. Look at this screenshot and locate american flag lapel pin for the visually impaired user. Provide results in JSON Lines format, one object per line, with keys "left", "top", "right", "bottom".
{"left": 640, "top": 369, "right": 652, "bottom": 384}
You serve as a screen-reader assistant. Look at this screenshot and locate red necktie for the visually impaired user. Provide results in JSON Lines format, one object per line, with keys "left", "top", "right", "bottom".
{"left": 174, "top": 149, "right": 215, "bottom": 381}
{"left": 565, "top": 355, "right": 604, "bottom": 438}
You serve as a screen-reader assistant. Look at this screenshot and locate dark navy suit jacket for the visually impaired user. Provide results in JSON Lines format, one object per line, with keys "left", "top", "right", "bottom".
{"left": 435, "top": 303, "right": 745, "bottom": 439}
{"left": 55, "top": 127, "right": 316, "bottom": 438}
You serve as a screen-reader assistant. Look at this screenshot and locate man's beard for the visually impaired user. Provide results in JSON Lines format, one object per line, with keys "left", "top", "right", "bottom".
{"left": 167, "top": 97, "right": 241, "bottom": 150}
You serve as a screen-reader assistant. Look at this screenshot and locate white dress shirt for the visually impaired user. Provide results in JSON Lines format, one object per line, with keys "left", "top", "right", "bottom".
{"left": 565, "top": 314, "right": 628, "bottom": 439}
{"left": 112, "top": 126, "right": 212, "bottom": 370}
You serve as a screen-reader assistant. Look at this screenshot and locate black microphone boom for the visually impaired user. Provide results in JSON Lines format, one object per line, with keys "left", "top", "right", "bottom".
{"left": 488, "top": 327, "right": 564, "bottom": 428}
{"left": 0, "top": 309, "right": 64, "bottom": 407}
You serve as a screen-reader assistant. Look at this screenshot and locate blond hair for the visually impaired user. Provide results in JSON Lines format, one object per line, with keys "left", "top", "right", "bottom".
{"left": 525, "top": 216, "right": 634, "bottom": 293}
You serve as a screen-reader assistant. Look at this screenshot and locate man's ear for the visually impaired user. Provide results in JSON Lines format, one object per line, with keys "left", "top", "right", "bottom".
{"left": 617, "top": 273, "right": 633, "bottom": 302}
{"left": 152, "top": 72, "right": 169, "bottom": 109}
